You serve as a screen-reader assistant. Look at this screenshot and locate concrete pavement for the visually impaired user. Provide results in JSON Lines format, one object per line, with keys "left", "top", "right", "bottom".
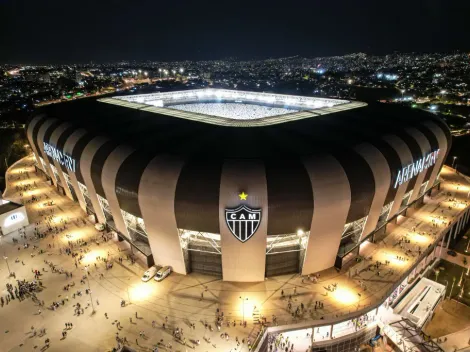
{"left": 1, "top": 156, "right": 470, "bottom": 351}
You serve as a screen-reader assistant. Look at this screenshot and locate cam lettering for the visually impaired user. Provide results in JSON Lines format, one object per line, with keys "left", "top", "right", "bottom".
{"left": 225, "top": 205, "right": 261, "bottom": 242}
{"left": 394, "top": 149, "right": 440, "bottom": 189}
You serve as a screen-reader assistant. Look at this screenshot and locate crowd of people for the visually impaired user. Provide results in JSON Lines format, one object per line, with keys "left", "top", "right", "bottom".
{"left": 169, "top": 102, "right": 299, "bottom": 120}
{"left": 1, "top": 280, "right": 40, "bottom": 307}
{"left": 4, "top": 151, "right": 467, "bottom": 352}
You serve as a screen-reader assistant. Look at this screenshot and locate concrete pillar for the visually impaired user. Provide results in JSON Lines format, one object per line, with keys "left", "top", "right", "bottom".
{"left": 446, "top": 226, "right": 453, "bottom": 248}
{"left": 302, "top": 154, "right": 350, "bottom": 275}
{"left": 219, "top": 159, "right": 268, "bottom": 282}
{"left": 457, "top": 217, "right": 463, "bottom": 235}
{"left": 139, "top": 154, "right": 187, "bottom": 275}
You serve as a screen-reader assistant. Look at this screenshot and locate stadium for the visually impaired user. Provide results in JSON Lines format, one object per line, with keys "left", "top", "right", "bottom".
{"left": 26, "top": 88, "right": 451, "bottom": 283}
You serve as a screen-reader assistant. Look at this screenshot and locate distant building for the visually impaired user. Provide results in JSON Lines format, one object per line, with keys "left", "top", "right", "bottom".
{"left": 0, "top": 200, "right": 29, "bottom": 235}
{"left": 39, "top": 72, "right": 51, "bottom": 84}
{"left": 75, "top": 71, "right": 83, "bottom": 85}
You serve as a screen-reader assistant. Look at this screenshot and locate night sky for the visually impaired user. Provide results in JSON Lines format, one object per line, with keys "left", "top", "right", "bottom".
{"left": 1, "top": 0, "right": 469, "bottom": 63}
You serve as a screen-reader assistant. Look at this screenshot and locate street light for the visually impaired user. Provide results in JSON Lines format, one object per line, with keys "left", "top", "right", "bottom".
{"left": 452, "top": 156, "right": 458, "bottom": 169}
{"left": 0, "top": 236, "right": 11, "bottom": 276}
{"left": 3, "top": 256, "right": 11, "bottom": 276}
{"left": 179, "top": 68, "right": 184, "bottom": 74}
{"left": 449, "top": 277, "right": 456, "bottom": 300}
{"left": 239, "top": 296, "right": 248, "bottom": 325}
{"left": 85, "top": 269, "right": 96, "bottom": 314}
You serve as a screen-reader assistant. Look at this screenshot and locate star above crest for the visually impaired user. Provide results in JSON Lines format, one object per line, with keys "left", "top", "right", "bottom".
{"left": 238, "top": 191, "right": 248, "bottom": 200}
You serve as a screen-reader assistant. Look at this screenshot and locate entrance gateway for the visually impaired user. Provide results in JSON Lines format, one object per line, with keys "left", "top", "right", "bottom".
{"left": 185, "top": 191, "right": 302, "bottom": 277}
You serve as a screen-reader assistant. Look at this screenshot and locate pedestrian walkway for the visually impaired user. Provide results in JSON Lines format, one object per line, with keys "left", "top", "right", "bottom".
{"left": 1, "top": 155, "right": 470, "bottom": 352}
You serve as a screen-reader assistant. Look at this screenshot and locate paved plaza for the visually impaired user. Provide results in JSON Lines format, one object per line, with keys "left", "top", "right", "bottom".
{"left": 1, "top": 155, "right": 470, "bottom": 352}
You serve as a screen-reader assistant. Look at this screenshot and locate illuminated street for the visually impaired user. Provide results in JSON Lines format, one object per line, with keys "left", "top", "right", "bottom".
{"left": 1, "top": 156, "right": 470, "bottom": 351}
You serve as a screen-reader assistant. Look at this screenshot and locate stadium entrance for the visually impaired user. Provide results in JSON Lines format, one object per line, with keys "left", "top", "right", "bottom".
{"left": 265, "top": 231, "right": 309, "bottom": 277}
{"left": 179, "top": 230, "right": 222, "bottom": 277}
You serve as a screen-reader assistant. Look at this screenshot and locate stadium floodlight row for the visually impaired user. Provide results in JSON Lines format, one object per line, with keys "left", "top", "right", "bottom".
{"left": 27, "top": 89, "right": 451, "bottom": 282}
{"left": 101, "top": 88, "right": 365, "bottom": 126}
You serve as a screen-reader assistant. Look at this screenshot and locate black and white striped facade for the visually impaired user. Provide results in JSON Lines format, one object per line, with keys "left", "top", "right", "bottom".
{"left": 26, "top": 94, "right": 451, "bottom": 282}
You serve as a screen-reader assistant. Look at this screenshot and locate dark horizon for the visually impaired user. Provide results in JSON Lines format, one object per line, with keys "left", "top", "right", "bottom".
{"left": 1, "top": 49, "right": 469, "bottom": 66}
{"left": 1, "top": 0, "right": 469, "bottom": 64}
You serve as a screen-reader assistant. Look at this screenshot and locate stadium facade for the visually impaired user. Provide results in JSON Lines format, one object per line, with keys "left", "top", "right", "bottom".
{"left": 26, "top": 89, "right": 451, "bottom": 282}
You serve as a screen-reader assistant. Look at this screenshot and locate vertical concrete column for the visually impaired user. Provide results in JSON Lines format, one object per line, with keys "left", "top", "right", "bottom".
{"left": 36, "top": 119, "right": 59, "bottom": 184}
{"left": 101, "top": 145, "right": 135, "bottom": 240}
{"left": 63, "top": 129, "right": 88, "bottom": 212}
{"left": 26, "top": 116, "right": 45, "bottom": 171}
{"left": 354, "top": 143, "right": 390, "bottom": 239}
{"left": 447, "top": 225, "right": 454, "bottom": 247}
{"left": 49, "top": 123, "right": 74, "bottom": 200}
{"left": 383, "top": 135, "right": 414, "bottom": 219}
{"left": 406, "top": 128, "right": 431, "bottom": 203}
{"left": 302, "top": 154, "right": 350, "bottom": 275}
{"left": 422, "top": 121, "right": 448, "bottom": 193}
{"left": 138, "top": 154, "right": 187, "bottom": 274}
{"left": 80, "top": 136, "right": 109, "bottom": 224}
{"left": 219, "top": 160, "right": 268, "bottom": 282}
{"left": 457, "top": 216, "right": 464, "bottom": 236}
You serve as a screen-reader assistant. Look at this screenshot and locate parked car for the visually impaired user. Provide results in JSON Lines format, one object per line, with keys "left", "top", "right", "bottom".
{"left": 141, "top": 265, "right": 162, "bottom": 282}
{"left": 447, "top": 250, "right": 457, "bottom": 257}
{"left": 155, "top": 266, "right": 172, "bottom": 282}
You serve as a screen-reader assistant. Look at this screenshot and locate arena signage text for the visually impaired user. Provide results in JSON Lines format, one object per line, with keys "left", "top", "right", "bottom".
{"left": 43, "top": 142, "right": 76, "bottom": 172}
{"left": 394, "top": 149, "right": 440, "bottom": 188}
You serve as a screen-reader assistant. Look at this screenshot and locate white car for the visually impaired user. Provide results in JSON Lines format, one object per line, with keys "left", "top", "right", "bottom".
{"left": 141, "top": 265, "right": 161, "bottom": 282}
{"left": 154, "top": 266, "right": 172, "bottom": 282}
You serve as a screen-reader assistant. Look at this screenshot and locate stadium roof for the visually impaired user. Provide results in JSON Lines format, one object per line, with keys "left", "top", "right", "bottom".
{"left": 33, "top": 91, "right": 449, "bottom": 159}
{"left": 0, "top": 201, "right": 23, "bottom": 215}
{"left": 100, "top": 89, "right": 364, "bottom": 127}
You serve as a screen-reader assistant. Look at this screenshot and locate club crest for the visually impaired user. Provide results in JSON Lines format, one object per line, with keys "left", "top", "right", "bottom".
{"left": 225, "top": 204, "right": 261, "bottom": 242}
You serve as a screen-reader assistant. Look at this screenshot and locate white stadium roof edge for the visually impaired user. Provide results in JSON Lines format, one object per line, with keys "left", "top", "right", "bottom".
{"left": 98, "top": 89, "right": 367, "bottom": 127}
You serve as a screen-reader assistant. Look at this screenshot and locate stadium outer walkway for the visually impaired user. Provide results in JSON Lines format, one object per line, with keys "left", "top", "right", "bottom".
{"left": 1, "top": 155, "right": 469, "bottom": 352}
